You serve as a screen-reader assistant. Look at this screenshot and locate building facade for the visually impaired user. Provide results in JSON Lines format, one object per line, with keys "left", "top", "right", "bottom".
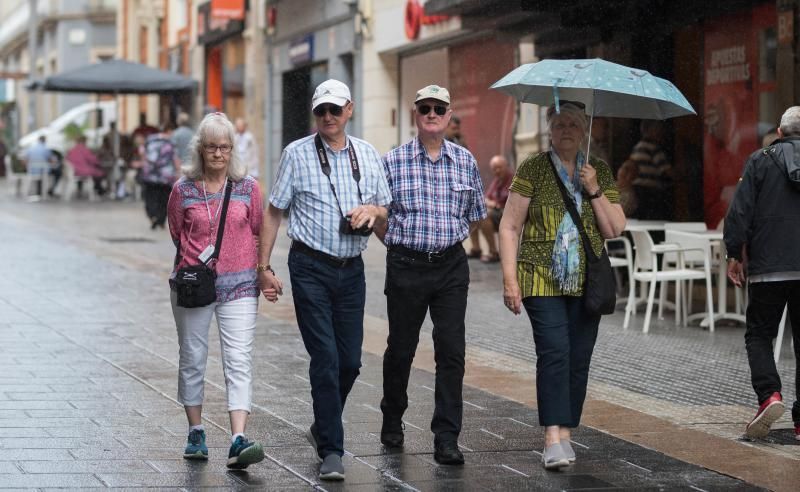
{"left": 0, "top": 0, "right": 116, "bottom": 143}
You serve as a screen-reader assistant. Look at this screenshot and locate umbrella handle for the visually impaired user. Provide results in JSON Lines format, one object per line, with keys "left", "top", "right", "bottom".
{"left": 552, "top": 80, "right": 562, "bottom": 114}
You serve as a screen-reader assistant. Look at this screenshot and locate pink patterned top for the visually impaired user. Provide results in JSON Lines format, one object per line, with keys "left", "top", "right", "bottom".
{"left": 167, "top": 176, "right": 263, "bottom": 302}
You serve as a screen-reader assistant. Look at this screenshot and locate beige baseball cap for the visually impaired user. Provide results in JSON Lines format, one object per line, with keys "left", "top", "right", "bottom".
{"left": 312, "top": 79, "right": 351, "bottom": 110}
{"left": 414, "top": 85, "right": 450, "bottom": 105}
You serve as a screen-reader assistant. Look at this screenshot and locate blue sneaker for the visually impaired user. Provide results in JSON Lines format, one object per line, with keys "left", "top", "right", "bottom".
{"left": 183, "top": 429, "right": 208, "bottom": 460}
{"left": 227, "top": 435, "right": 264, "bottom": 469}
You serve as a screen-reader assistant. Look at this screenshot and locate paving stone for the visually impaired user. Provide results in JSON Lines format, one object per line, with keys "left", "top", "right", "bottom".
{"left": 19, "top": 459, "right": 156, "bottom": 474}
{"left": 96, "top": 471, "right": 244, "bottom": 487}
{"left": 0, "top": 449, "right": 75, "bottom": 461}
{"left": 0, "top": 473, "right": 105, "bottom": 487}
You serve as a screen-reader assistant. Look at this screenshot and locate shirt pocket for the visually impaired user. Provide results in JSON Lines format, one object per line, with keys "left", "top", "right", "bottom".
{"left": 393, "top": 182, "right": 422, "bottom": 213}
{"left": 449, "top": 182, "right": 474, "bottom": 218}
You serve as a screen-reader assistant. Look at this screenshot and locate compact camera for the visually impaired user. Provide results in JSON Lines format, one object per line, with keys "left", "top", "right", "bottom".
{"left": 340, "top": 215, "right": 373, "bottom": 236}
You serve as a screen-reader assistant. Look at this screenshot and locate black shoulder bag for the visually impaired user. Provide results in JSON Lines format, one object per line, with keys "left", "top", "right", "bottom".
{"left": 548, "top": 158, "right": 616, "bottom": 315}
{"left": 173, "top": 180, "right": 233, "bottom": 308}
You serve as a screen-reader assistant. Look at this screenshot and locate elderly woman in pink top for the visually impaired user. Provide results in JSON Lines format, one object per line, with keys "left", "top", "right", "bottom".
{"left": 66, "top": 135, "right": 106, "bottom": 196}
{"left": 166, "top": 113, "right": 278, "bottom": 469}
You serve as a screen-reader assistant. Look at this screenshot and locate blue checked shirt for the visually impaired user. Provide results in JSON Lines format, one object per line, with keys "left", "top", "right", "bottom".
{"left": 270, "top": 134, "right": 392, "bottom": 258}
{"left": 383, "top": 138, "right": 486, "bottom": 252}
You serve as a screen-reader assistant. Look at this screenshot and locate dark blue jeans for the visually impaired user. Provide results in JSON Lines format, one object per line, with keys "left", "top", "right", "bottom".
{"left": 745, "top": 280, "right": 800, "bottom": 422}
{"left": 288, "top": 249, "right": 365, "bottom": 458}
{"left": 523, "top": 295, "right": 600, "bottom": 427}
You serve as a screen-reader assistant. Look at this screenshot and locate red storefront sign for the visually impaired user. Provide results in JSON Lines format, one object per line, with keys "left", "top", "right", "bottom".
{"left": 404, "top": 0, "right": 450, "bottom": 40}
{"left": 448, "top": 38, "right": 516, "bottom": 184}
{"left": 703, "top": 5, "right": 775, "bottom": 228}
{"left": 211, "top": 0, "right": 245, "bottom": 21}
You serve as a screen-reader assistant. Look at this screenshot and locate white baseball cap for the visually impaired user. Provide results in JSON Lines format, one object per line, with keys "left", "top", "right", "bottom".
{"left": 312, "top": 79, "right": 351, "bottom": 110}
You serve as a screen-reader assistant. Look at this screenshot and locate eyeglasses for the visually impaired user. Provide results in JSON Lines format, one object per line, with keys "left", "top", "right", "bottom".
{"left": 313, "top": 104, "right": 344, "bottom": 118}
{"left": 203, "top": 144, "right": 232, "bottom": 154}
{"left": 416, "top": 104, "right": 448, "bottom": 116}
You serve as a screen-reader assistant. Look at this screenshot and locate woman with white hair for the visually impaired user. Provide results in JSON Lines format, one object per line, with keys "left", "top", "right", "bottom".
{"left": 166, "top": 112, "right": 276, "bottom": 469}
{"left": 498, "top": 101, "right": 626, "bottom": 469}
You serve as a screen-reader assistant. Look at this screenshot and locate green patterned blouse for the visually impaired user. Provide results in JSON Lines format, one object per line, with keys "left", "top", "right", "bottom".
{"left": 510, "top": 152, "right": 620, "bottom": 298}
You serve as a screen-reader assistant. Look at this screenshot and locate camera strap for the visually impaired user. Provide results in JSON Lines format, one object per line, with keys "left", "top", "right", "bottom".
{"left": 314, "top": 133, "right": 364, "bottom": 219}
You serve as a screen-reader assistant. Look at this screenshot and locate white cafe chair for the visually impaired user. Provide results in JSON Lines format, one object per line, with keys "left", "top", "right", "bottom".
{"left": 606, "top": 236, "right": 635, "bottom": 329}
{"left": 61, "top": 161, "right": 96, "bottom": 201}
{"left": 4, "top": 155, "right": 25, "bottom": 196}
{"left": 774, "top": 305, "right": 789, "bottom": 364}
{"left": 21, "top": 161, "right": 50, "bottom": 201}
{"left": 661, "top": 222, "right": 709, "bottom": 318}
{"left": 627, "top": 229, "right": 715, "bottom": 333}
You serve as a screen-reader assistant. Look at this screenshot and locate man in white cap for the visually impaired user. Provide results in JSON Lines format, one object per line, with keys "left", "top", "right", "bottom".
{"left": 257, "top": 79, "right": 391, "bottom": 480}
{"left": 376, "top": 85, "right": 486, "bottom": 465}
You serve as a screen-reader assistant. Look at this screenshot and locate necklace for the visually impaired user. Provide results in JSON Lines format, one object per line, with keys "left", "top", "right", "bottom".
{"left": 202, "top": 176, "right": 227, "bottom": 239}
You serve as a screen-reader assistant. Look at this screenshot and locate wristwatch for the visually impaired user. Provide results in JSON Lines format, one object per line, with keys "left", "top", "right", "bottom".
{"left": 587, "top": 189, "right": 603, "bottom": 200}
{"left": 256, "top": 264, "right": 275, "bottom": 274}
{"left": 724, "top": 254, "right": 740, "bottom": 263}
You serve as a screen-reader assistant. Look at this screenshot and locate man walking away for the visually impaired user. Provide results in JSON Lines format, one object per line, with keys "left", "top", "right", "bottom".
{"left": 724, "top": 105, "right": 800, "bottom": 440}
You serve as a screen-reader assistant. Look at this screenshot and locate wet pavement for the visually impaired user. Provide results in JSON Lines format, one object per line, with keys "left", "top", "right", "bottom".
{"left": 0, "top": 195, "right": 796, "bottom": 490}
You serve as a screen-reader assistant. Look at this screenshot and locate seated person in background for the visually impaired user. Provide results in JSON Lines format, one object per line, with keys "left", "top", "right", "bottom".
{"left": 762, "top": 127, "right": 779, "bottom": 148}
{"left": 22, "top": 135, "right": 56, "bottom": 197}
{"left": 67, "top": 136, "right": 106, "bottom": 197}
{"left": 47, "top": 149, "right": 64, "bottom": 197}
{"left": 468, "top": 155, "right": 513, "bottom": 263}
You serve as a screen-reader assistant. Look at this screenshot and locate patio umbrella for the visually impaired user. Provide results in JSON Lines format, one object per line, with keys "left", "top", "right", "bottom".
{"left": 39, "top": 59, "right": 197, "bottom": 189}
{"left": 490, "top": 58, "right": 695, "bottom": 120}
{"left": 41, "top": 59, "right": 197, "bottom": 94}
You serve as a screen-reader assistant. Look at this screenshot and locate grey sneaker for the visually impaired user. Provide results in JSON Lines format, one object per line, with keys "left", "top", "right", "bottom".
{"left": 542, "top": 443, "right": 569, "bottom": 470}
{"left": 560, "top": 440, "right": 576, "bottom": 463}
{"left": 305, "top": 424, "right": 322, "bottom": 463}
{"left": 319, "top": 453, "right": 345, "bottom": 481}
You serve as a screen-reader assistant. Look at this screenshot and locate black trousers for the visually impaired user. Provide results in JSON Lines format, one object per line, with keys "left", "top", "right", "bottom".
{"left": 381, "top": 245, "right": 469, "bottom": 444}
{"left": 143, "top": 183, "right": 171, "bottom": 227}
{"left": 745, "top": 280, "right": 800, "bottom": 422}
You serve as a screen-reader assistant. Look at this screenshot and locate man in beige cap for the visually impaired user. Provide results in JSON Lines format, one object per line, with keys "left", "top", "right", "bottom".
{"left": 375, "top": 85, "right": 486, "bottom": 465}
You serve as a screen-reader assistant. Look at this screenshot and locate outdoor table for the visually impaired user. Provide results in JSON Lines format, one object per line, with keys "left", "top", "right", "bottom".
{"left": 668, "top": 230, "right": 746, "bottom": 328}
{"left": 624, "top": 219, "right": 668, "bottom": 232}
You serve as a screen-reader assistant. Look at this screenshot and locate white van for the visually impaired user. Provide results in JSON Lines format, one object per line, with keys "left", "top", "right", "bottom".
{"left": 18, "top": 100, "right": 117, "bottom": 154}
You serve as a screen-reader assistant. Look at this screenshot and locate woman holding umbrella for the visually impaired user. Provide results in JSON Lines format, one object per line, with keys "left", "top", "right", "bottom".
{"left": 498, "top": 101, "right": 626, "bottom": 469}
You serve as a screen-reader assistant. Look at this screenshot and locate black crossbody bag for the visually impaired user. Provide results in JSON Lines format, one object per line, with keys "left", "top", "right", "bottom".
{"left": 173, "top": 180, "right": 233, "bottom": 308}
{"left": 548, "top": 157, "right": 616, "bottom": 315}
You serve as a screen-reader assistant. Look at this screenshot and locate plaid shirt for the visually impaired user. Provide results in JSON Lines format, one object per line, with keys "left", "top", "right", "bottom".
{"left": 270, "top": 134, "right": 392, "bottom": 258}
{"left": 383, "top": 138, "right": 486, "bottom": 252}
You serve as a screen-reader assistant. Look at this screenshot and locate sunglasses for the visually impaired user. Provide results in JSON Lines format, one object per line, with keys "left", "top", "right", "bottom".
{"left": 313, "top": 104, "right": 344, "bottom": 118}
{"left": 417, "top": 104, "right": 448, "bottom": 116}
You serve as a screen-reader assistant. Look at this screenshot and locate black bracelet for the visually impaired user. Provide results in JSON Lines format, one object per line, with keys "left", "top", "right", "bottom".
{"left": 587, "top": 189, "right": 603, "bottom": 200}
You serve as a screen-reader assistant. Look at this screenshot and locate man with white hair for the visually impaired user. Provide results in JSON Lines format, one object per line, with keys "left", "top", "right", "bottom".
{"left": 724, "top": 105, "right": 800, "bottom": 441}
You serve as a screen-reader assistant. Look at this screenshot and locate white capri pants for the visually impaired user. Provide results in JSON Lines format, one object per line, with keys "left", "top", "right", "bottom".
{"left": 171, "top": 291, "right": 258, "bottom": 412}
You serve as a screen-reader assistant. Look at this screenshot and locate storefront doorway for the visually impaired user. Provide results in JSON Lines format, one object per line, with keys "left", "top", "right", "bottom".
{"left": 281, "top": 63, "right": 328, "bottom": 148}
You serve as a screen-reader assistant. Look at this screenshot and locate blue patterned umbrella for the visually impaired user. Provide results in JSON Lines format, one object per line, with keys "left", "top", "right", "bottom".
{"left": 491, "top": 58, "right": 695, "bottom": 119}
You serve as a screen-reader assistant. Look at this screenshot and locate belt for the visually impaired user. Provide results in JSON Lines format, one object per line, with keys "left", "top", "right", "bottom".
{"left": 389, "top": 243, "right": 463, "bottom": 263}
{"left": 291, "top": 241, "right": 359, "bottom": 268}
